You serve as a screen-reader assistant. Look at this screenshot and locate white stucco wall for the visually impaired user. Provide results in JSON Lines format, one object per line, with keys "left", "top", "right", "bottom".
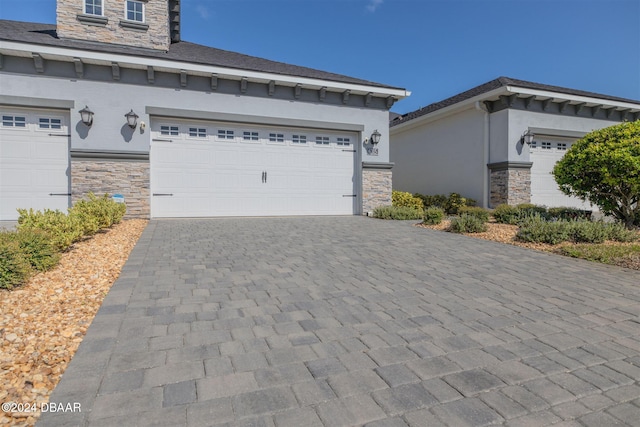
{"left": 0, "top": 72, "right": 390, "bottom": 163}
{"left": 390, "top": 107, "right": 486, "bottom": 205}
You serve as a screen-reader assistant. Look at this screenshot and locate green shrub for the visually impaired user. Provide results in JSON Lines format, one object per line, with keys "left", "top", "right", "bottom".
{"left": 444, "top": 193, "right": 468, "bottom": 215}
{"left": 516, "top": 216, "right": 571, "bottom": 245}
{"left": 516, "top": 204, "right": 549, "bottom": 220}
{"left": 0, "top": 234, "right": 32, "bottom": 290}
{"left": 569, "top": 221, "right": 609, "bottom": 244}
{"left": 423, "top": 207, "right": 445, "bottom": 225}
{"left": 392, "top": 191, "right": 424, "bottom": 211}
{"left": 547, "top": 207, "right": 592, "bottom": 221}
{"left": 493, "top": 204, "right": 521, "bottom": 225}
{"left": 414, "top": 193, "right": 448, "bottom": 209}
{"left": 17, "top": 208, "right": 85, "bottom": 251}
{"left": 605, "top": 222, "right": 639, "bottom": 243}
{"left": 449, "top": 214, "right": 488, "bottom": 233}
{"left": 458, "top": 206, "right": 490, "bottom": 222}
{"left": 372, "top": 205, "right": 423, "bottom": 220}
{"left": 10, "top": 229, "right": 60, "bottom": 272}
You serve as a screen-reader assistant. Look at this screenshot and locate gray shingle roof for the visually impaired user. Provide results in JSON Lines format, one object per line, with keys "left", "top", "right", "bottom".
{"left": 0, "top": 19, "right": 403, "bottom": 90}
{"left": 391, "top": 76, "right": 640, "bottom": 127}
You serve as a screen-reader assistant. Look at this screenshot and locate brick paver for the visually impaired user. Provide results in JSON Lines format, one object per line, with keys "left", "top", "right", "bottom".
{"left": 38, "top": 217, "right": 640, "bottom": 426}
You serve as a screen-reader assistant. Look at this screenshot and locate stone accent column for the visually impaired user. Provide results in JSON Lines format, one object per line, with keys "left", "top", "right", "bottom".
{"left": 362, "top": 162, "right": 393, "bottom": 215}
{"left": 488, "top": 162, "right": 532, "bottom": 207}
{"left": 71, "top": 154, "right": 150, "bottom": 218}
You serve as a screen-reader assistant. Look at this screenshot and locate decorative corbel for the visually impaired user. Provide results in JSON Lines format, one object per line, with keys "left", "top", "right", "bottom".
{"left": 111, "top": 62, "right": 120, "bottom": 80}
{"left": 180, "top": 70, "right": 187, "bottom": 87}
{"left": 319, "top": 87, "right": 326, "bottom": 102}
{"left": 268, "top": 80, "right": 275, "bottom": 96}
{"left": 240, "top": 77, "right": 248, "bottom": 93}
{"left": 147, "top": 66, "right": 155, "bottom": 84}
{"left": 365, "top": 92, "right": 373, "bottom": 107}
{"left": 342, "top": 90, "right": 350, "bottom": 104}
{"left": 294, "top": 84, "right": 302, "bottom": 99}
{"left": 73, "top": 58, "right": 84, "bottom": 78}
{"left": 210, "top": 74, "right": 218, "bottom": 91}
{"left": 32, "top": 53, "right": 44, "bottom": 73}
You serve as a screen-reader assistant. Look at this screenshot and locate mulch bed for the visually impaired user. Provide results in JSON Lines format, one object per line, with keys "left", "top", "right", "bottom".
{"left": 0, "top": 219, "right": 147, "bottom": 427}
{"left": 417, "top": 219, "right": 640, "bottom": 270}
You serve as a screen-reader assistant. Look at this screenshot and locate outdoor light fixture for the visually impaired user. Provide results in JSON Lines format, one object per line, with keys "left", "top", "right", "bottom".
{"left": 125, "top": 109, "right": 139, "bottom": 129}
{"left": 79, "top": 105, "right": 94, "bottom": 126}
{"left": 371, "top": 129, "right": 382, "bottom": 145}
{"left": 522, "top": 129, "right": 535, "bottom": 145}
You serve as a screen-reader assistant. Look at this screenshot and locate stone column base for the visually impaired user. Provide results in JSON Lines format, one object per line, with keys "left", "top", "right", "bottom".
{"left": 362, "top": 162, "right": 393, "bottom": 215}
{"left": 71, "top": 156, "right": 150, "bottom": 218}
{"left": 488, "top": 161, "right": 532, "bottom": 207}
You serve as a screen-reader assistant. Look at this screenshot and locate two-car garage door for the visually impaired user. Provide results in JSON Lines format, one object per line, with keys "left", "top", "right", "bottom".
{"left": 150, "top": 119, "right": 357, "bottom": 217}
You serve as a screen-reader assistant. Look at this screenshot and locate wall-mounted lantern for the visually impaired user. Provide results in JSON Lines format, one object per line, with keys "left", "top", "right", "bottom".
{"left": 79, "top": 105, "right": 94, "bottom": 126}
{"left": 370, "top": 129, "right": 382, "bottom": 145}
{"left": 125, "top": 109, "right": 139, "bottom": 129}
{"left": 522, "top": 129, "right": 535, "bottom": 145}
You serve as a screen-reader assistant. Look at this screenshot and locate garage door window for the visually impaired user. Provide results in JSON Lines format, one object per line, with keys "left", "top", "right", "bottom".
{"left": 161, "top": 125, "right": 179, "bottom": 136}
{"left": 541, "top": 141, "right": 552, "bottom": 150}
{"left": 218, "top": 129, "right": 235, "bottom": 140}
{"left": 269, "top": 133, "right": 285, "bottom": 144}
{"left": 336, "top": 137, "right": 351, "bottom": 147}
{"left": 188, "top": 127, "right": 207, "bottom": 138}
{"left": 292, "top": 135, "right": 307, "bottom": 145}
{"left": 38, "top": 118, "right": 62, "bottom": 130}
{"left": 2, "top": 115, "right": 26, "bottom": 128}
{"left": 557, "top": 143, "right": 567, "bottom": 150}
{"left": 315, "top": 136, "right": 330, "bottom": 146}
{"left": 243, "top": 131, "right": 259, "bottom": 141}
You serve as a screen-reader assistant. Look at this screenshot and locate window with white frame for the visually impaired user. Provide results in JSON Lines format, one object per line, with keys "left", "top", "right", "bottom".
{"left": 85, "top": 0, "right": 103, "bottom": 15}
{"left": 2, "top": 115, "right": 26, "bottom": 128}
{"left": 269, "top": 133, "right": 284, "bottom": 143}
{"left": 243, "top": 131, "right": 259, "bottom": 141}
{"left": 541, "top": 141, "right": 552, "bottom": 150}
{"left": 160, "top": 125, "right": 179, "bottom": 136}
{"left": 189, "top": 127, "right": 207, "bottom": 138}
{"left": 530, "top": 140, "right": 537, "bottom": 149}
{"left": 38, "top": 118, "right": 62, "bottom": 130}
{"left": 126, "top": 0, "right": 144, "bottom": 22}
{"left": 315, "top": 136, "right": 330, "bottom": 146}
{"left": 218, "top": 129, "right": 234, "bottom": 140}
{"left": 336, "top": 137, "right": 351, "bottom": 147}
{"left": 292, "top": 135, "right": 307, "bottom": 145}
{"left": 557, "top": 143, "right": 567, "bottom": 150}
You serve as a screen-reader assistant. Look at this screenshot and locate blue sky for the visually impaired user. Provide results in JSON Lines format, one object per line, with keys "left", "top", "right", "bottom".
{"left": 1, "top": 0, "right": 638, "bottom": 114}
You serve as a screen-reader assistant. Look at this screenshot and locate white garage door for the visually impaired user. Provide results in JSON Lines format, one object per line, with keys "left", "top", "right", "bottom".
{"left": 0, "top": 108, "right": 70, "bottom": 220}
{"left": 150, "top": 119, "right": 357, "bottom": 217}
{"left": 530, "top": 137, "right": 593, "bottom": 210}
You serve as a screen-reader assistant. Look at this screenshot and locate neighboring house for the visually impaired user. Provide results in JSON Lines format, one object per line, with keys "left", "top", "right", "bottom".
{"left": 390, "top": 77, "right": 640, "bottom": 210}
{"left": 0, "top": 0, "right": 409, "bottom": 220}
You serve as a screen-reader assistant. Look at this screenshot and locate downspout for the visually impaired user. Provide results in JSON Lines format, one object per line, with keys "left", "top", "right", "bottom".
{"left": 475, "top": 101, "right": 490, "bottom": 208}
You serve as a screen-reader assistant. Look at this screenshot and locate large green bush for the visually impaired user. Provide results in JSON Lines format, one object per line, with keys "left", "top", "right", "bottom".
{"left": 0, "top": 234, "right": 32, "bottom": 290}
{"left": 492, "top": 204, "right": 522, "bottom": 225}
{"left": 17, "top": 208, "right": 85, "bottom": 251}
{"left": 516, "top": 216, "right": 572, "bottom": 245}
{"left": 423, "top": 207, "right": 445, "bottom": 225}
{"left": 392, "top": 191, "right": 424, "bottom": 211}
{"left": 414, "top": 192, "right": 476, "bottom": 214}
{"left": 458, "top": 206, "right": 490, "bottom": 223}
{"left": 9, "top": 229, "right": 60, "bottom": 272}
{"left": 372, "top": 205, "right": 423, "bottom": 220}
{"left": 516, "top": 216, "right": 637, "bottom": 245}
{"left": 553, "top": 120, "right": 640, "bottom": 228}
{"left": 449, "top": 214, "right": 487, "bottom": 233}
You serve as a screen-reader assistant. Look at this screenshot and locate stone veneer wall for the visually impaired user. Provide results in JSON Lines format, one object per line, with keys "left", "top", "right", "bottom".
{"left": 490, "top": 168, "right": 531, "bottom": 207}
{"left": 362, "top": 169, "right": 392, "bottom": 214}
{"left": 57, "top": 0, "right": 170, "bottom": 51}
{"left": 71, "top": 159, "right": 150, "bottom": 218}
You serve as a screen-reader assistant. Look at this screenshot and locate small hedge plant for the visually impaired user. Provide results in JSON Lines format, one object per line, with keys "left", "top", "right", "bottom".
{"left": 1, "top": 193, "right": 127, "bottom": 290}
{"left": 494, "top": 204, "right": 592, "bottom": 225}
{"left": 414, "top": 192, "right": 476, "bottom": 215}
{"left": 392, "top": 191, "right": 424, "bottom": 212}
{"left": 449, "top": 214, "right": 488, "bottom": 233}
{"left": 458, "top": 206, "right": 490, "bottom": 223}
{"left": 372, "top": 205, "right": 423, "bottom": 220}
{"left": 516, "top": 216, "right": 638, "bottom": 245}
{"left": 423, "top": 207, "right": 445, "bottom": 225}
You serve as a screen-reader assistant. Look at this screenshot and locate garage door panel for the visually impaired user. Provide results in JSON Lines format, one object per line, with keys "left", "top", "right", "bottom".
{"left": 151, "top": 120, "right": 356, "bottom": 217}
{"left": 0, "top": 109, "right": 70, "bottom": 220}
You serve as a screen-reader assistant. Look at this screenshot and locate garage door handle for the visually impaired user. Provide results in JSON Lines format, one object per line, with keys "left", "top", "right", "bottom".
{"left": 343, "top": 194, "right": 357, "bottom": 197}
{"left": 49, "top": 193, "right": 71, "bottom": 196}
{"left": 265, "top": 171, "right": 267, "bottom": 183}
{"left": 153, "top": 193, "right": 174, "bottom": 196}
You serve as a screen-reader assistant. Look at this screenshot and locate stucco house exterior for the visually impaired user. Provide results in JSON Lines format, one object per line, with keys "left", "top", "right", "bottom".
{"left": 0, "top": 0, "right": 409, "bottom": 220}
{"left": 390, "top": 77, "right": 640, "bottom": 210}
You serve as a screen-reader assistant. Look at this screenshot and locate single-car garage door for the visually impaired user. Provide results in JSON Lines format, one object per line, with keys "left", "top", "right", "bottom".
{"left": 530, "top": 136, "right": 593, "bottom": 210}
{"left": 0, "top": 107, "right": 70, "bottom": 220}
{"left": 150, "top": 119, "right": 357, "bottom": 217}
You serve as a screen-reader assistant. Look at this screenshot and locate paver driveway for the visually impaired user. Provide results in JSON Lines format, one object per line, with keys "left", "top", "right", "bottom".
{"left": 39, "top": 217, "right": 640, "bottom": 426}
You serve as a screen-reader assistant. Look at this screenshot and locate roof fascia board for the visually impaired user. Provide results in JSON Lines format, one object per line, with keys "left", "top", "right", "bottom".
{"left": 390, "top": 87, "right": 508, "bottom": 134}
{"left": 506, "top": 85, "right": 640, "bottom": 110}
{"left": 0, "top": 40, "right": 409, "bottom": 99}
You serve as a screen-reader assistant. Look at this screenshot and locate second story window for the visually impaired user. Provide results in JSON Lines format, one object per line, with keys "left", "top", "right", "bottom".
{"left": 126, "top": 0, "right": 144, "bottom": 22}
{"left": 85, "top": 0, "right": 103, "bottom": 15}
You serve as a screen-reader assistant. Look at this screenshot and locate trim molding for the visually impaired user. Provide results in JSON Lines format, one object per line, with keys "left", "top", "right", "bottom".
{"left": 0, "top": 95, "right": 74, "bottom": 109}
{"left": 362, "top": 161, "right": 394, "bottom": 170}
{"left": 70, "top": 149, "right": 149, "bottom": 161}
{"left": 528, "top": 127, "right": 587, "bottom": 139}
{"left": 145, "top": 107, "right": 365, "bottom": 132}
{"left": 487, "top": 161, "right": 533, "bottom": 171}
{"left": 76, "top": 14, "right": 108, "bottom": 26}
